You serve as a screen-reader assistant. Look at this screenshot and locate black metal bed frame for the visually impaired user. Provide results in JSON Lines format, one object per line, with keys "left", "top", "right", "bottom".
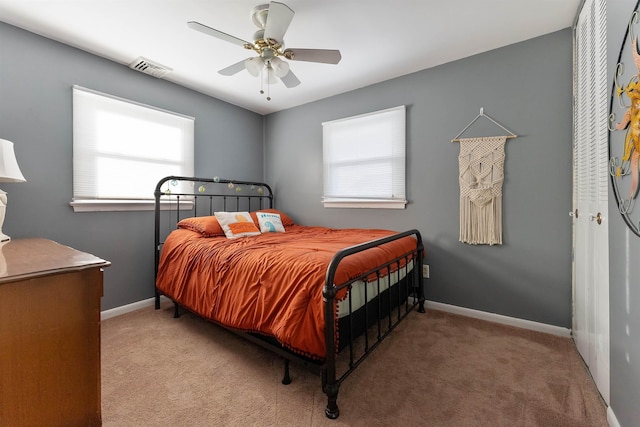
{"left": 154, "top": 175, "right": 425, "bottom": 419}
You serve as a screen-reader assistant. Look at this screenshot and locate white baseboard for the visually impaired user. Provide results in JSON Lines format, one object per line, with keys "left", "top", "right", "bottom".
{"left": 102, "top": 297, "right": 571, "bottom": 338}
{"left": 101, "top": 296, "right": 169, "bottom": 321}
{"left": 425, "top": 300, "right": 572, "bottom": 338}
{"left": 607, "top": 406, "right": 621, "bottom": 427}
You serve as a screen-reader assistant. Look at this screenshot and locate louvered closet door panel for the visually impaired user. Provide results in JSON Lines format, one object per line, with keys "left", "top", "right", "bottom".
{"left": 573, "top": 9, "right": 591, "bottom": 363}
{"left": 591, "top": 0, "right": 610, "bottom": 404}
{"left": 573, "top": 0, "right": 610, "bottom": 405}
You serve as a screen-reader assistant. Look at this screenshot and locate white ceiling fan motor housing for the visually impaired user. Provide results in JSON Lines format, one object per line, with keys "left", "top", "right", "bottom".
{"left": 251, "top": 4, "right": 270, "bottom": 29}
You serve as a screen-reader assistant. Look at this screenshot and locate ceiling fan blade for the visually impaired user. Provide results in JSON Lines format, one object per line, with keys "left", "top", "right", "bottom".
{"left": 283, "top": 48, "right": 342, "bottom": 64}
{"left": 218, "top": 59, "right": 249, "bottom": 76}
{"left": 264, "top": 2, "right": 294, "bottom": 42}
{"left": 279, "top": 69, "right": 300, "bottom": 88}
{"left": 187, "top": 21, "right": 250, "bottom": 47}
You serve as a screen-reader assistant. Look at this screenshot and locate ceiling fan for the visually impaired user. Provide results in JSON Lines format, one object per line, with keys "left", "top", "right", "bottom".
{"left": 187, "top": 1, "right": 342, "bottom": 100}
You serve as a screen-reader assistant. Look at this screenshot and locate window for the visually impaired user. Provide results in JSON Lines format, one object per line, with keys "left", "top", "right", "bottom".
{"left": 71, "top": 86, "right": 194, "bottom": 212}
{"left": 322, "top": 105, "right": 406, "bottom": 209}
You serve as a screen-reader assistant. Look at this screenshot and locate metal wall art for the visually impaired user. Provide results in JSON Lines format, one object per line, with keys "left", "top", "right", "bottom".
{"left": 610, "top": 1, "right": 640, "bottom": 237}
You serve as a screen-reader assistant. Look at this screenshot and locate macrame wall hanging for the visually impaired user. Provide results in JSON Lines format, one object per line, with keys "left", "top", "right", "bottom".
{"left": 452, "top": 109, "right": 517, "bottom": 246}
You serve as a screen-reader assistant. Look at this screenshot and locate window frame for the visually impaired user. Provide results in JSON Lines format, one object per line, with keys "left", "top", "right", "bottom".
{"left": 71, "top": 86, "right": 194, "bottom": 212}
{"left": 321, "top": 105, "right": 407, "bottom": 209}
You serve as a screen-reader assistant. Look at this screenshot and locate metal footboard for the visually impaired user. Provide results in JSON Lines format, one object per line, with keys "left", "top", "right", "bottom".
{"left": 322, "top": 230, "right": 425, "bottom": 418}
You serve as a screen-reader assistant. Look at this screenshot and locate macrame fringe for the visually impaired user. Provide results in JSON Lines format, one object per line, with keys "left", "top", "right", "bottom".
{"left": 459, "top": 195, "right": 502, "bottom": 245}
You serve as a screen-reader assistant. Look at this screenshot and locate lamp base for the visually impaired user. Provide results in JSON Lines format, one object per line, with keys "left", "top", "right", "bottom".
{"left": 0, "top": 189, "right": 8, "bottom": 242}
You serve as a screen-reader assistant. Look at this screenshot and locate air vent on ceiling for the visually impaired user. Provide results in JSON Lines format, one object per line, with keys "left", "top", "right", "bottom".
{"left": 129, "top": 57, "right": 172, "bottom": 78}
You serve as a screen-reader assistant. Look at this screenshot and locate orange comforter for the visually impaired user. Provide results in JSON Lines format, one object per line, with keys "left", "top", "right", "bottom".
{"left": 156, "top": 225, "right": 417, "bottom": 359}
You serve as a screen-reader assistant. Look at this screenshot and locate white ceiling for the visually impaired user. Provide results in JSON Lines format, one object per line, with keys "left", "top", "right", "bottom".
{"left": 0, "top": 0, "right": 580, "bottom": 115}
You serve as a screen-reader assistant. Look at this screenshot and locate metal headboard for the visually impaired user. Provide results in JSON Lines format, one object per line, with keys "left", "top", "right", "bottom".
{"left": 154, "top": 175, "right": 274, "bottom": 279}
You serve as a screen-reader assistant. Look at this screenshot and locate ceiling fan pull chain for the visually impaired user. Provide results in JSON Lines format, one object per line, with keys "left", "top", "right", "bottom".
{"left": 259, "top": 67, "right": 265, "bottom": 96}
{"left": 267, "top": 67, "right": 272, "bottom": 101}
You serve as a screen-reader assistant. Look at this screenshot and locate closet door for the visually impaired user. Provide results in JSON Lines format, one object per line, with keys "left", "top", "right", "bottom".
{"left": 572, "top": 0, "right": 610, "bottom": 405}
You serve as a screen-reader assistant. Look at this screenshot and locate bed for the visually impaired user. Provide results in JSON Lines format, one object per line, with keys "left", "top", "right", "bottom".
{"left": 154, "top": 175, "right": 425, "bottom": 419}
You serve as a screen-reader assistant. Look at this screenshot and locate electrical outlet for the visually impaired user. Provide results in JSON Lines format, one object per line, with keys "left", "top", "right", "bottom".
{"left": 422, "top": 264, "right": 430, "bottom": 278}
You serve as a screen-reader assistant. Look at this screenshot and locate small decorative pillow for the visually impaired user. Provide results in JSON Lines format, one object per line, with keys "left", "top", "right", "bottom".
{"left": 177, "top": 216, "right": 225, "bottom": 237}
{"left": 255, "top": 211, "right": 285, "bottom": 233}
{"left": 214, "top": 211, "right": 261, "bottom": 239}
{"left": 250, "top": 209, "right": 295, "bottom": 227}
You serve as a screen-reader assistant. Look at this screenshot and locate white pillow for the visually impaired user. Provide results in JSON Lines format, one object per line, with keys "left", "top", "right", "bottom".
{"left": 214, "top": 211, "right": 261, "bottom": 239}
{"left": 255, "top": 211, "right": 285, "bottom": 233}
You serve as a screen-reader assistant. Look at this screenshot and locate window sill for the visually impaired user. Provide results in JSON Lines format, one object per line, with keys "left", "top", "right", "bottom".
{"left": 70, "top": 199, "right": 193, "bottom": 212}
{"left": 322, "top": 199, "right": 407, "bottom": 209}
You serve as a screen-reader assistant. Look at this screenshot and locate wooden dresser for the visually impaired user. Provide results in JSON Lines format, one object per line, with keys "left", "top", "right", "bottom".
{"left": 0, "top": 238, "right": 110, "bottom": 426}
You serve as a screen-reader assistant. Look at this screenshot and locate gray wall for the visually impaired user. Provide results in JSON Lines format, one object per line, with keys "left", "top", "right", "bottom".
{"left": 607, "top": 1, "right": 640, "bottom": 426}
{"left": 0, "top": 22, "right": 264, "bottom": 310}
{"left": 265, "top": 29, "right": 574, "bottom": 328}
{"left": 9, "top": 10, "right": 638, "bottom": 426}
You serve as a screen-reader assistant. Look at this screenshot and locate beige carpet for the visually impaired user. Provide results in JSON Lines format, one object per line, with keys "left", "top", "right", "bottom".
{"left": 101, "top": 303, "right": 608, "bottom": 426}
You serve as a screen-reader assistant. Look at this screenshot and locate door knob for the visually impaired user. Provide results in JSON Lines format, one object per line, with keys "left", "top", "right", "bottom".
{"left": 589, "top": 212, "right": 603, "bottom": 224}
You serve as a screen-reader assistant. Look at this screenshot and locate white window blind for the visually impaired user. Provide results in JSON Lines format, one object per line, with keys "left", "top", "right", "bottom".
{"left": 72, "top": 86, "right": 194, "bottom": 211}
{"left": 322, "top": 105, "right": 407, "bottom": 209}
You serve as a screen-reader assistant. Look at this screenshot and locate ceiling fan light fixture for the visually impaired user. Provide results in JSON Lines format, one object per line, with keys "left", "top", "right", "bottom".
{"left": 245, "top": 57, "right": 264, "bottom": 76}
{"left": 270, "top": 57, "right": 290, "bottom": 78}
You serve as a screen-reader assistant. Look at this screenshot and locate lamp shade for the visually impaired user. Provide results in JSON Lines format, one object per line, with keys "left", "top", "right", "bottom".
{"left": 0, "top": 139, "right": 26, "bottom": 183}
